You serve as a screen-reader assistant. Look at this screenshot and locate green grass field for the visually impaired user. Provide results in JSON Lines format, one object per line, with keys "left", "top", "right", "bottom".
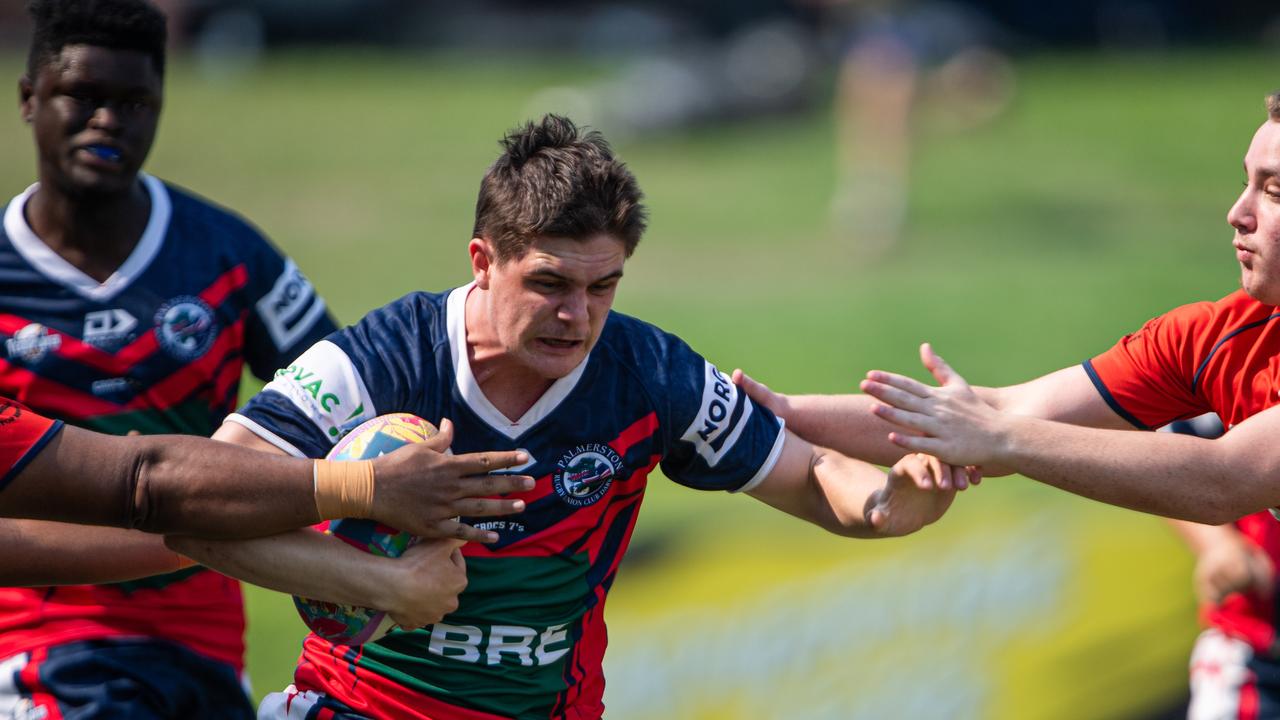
{"left": 0, "top": 48, "right": 1273, "bottom": 715}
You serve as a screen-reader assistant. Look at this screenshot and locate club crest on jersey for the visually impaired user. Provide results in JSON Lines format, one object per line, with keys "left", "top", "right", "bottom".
{"left": 154, "top": 296, "right": 218, "bottom": 361}
{"left": 4, "top": 323, "right": 61, "bottom": 363}
{"left": 553, "top": 443, "right": 622, "bottom": 507}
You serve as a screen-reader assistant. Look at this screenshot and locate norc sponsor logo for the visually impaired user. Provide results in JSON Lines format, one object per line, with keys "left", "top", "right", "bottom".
{"left": 426, "top": 622, "right": 572, "bottom": 667}
{"left": 680, "top": 361, "right": 751, "bottom": 467}
{"left": 154, "top": 296, "right": 217, "bottom": 361}
{"left": 257, "top": 260, "right": 326, "bottom": 351}
{"left": 5, "top": 323, "right": 61, "bottom": 363}
{"left": 553, "top": 443, "right": 621, "bottom": 507}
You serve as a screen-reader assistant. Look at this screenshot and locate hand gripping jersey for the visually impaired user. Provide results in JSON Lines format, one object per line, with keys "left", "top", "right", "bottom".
{"left": 231, "top": 284, "right": 786, "bottom": 719}
{"left": 0, "top": 398, "right": 62, "bottom": 493}
{"left": 0, "top": 174, "right": 336, "bottom": 671}
{"left": 1087, "top": 289, "right": 1280, "bottom": 654}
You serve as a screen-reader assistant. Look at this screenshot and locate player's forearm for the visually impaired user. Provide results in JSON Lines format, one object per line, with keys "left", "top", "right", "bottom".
{"left": 998, "top": 417, "right": 1258, "bottom": 524}
{"left": 4, "top": 427, "right": 319, "bottom": 537}
{"left": 0, "top": 520, "right": 188, "bottom": 586}
{"left": 781, "top": 394, "right": 909, "bottom": 467}
{"left": 165, "top": 530, "right": 400, "bottom": 609}
{"left": 132, "top": 436, "right": 319, "bottom": 537}
{"left": 808, "top": 450, "right": 897, "bottom": 538}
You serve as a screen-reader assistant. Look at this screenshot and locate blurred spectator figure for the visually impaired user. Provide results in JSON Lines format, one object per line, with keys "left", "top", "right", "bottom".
{"left": 1166, "top": 415, "right": 1280, "bottom": 720}
{"left": 822, "top": 0, "right": 1014, "bottom": 259}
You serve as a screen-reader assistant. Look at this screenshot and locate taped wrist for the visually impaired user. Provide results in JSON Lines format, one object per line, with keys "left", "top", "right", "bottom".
{"left": 314, "top": 459, "right": 376, "bottom": 519}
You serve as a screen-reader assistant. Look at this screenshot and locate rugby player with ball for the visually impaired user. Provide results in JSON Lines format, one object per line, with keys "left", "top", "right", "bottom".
{"left": 174, "top": 114, "right": 970, "bottom": 720}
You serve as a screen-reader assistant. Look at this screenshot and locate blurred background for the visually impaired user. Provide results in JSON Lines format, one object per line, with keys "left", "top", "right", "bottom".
{"left": 4, "top": 0, "right": 1280, "bottom": 717}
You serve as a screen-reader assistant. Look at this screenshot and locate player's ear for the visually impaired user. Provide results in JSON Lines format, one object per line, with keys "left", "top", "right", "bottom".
{"left": 469, "top": 237, "right": 495, "bottom": 290}
{"left": 18, "top": 76, "right": 34, "bottom": 123}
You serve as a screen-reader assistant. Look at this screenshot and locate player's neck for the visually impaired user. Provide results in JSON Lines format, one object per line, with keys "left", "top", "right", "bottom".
{"left": 25, "top": 178, "right": 151, "bottom": 283}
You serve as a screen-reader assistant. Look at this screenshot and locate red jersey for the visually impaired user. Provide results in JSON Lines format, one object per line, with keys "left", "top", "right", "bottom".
{"left": 0, "top": 398, "right": 62, "bottom": 492}
{"left": 1087, "top": 289, "right": 1280, "bottom": 653}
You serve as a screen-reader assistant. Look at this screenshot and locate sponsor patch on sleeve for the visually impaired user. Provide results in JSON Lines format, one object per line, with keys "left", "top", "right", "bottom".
{"left": 256, "top": 259, "right": 328, "bottom": 351}
{"left": 263, "top": 340, "right": 376, "bottom": 443}
{"left": 680, "top": 361, "right": 753, "bottom": 468}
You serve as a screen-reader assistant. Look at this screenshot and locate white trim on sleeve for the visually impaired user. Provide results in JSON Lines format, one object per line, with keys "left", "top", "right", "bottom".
{"left": 224, "top": 413, "right": 308, "bottom": 458}
{"left": 732, "top": 419, "right": 787, "bottom": 494}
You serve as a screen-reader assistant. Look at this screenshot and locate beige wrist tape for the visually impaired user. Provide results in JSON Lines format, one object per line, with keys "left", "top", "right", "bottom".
{"left": 313, "top": 459, "right": 376, "bottom": 520}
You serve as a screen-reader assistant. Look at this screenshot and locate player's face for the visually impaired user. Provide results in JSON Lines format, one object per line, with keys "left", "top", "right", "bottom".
{"left": 1228, "top": 119, "right": 1280, "bottom": 304}
{"left": 479, "top": 234, "right": 626, "bottom": 380}
{"left": 19, "top": 44, "right": 162, "bottom": 198}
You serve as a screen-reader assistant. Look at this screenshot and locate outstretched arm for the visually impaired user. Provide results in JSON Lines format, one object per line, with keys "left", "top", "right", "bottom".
{"left": 3, "top": 419, "right": 534, "bottom": 541}
{"left": 862, "top": 344, "right": 1280, "bottom": 523}
{"left": 745, "top": 429, "right": 968, "bottom": 538}
{"left": 166, "top": 530, "right": 468, "bottom": 629}
{"left": 732, "top": 358, "right": 1128, "bottom": 467}
{"left": 163, "top": 419, "right": 510, "bottom": 626}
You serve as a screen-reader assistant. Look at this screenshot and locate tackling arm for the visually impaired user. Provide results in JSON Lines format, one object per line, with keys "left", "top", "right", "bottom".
{"left": 862, "top": 346, "right": 1280, "bottom": 523}
{"left": 164, "top": 421, "right": 478, "bottom": 626}
{"left": 733, "top": 357, "right": 1130, "bottom": 468}
{"left": 3, "top": 425, "right": 318, "bottom": 536}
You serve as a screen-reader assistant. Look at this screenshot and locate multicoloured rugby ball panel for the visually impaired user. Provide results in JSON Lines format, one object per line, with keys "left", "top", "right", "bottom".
{"left": 292, "top": 413, "right": 437, "bottom": 645}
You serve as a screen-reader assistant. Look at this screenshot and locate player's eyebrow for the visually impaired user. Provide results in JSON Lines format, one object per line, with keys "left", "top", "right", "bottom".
{"left": 1246, "top": 161, "right": 1280, "bottom": 179}
{"left": 527, "top": 267, "right": 624, "bottom": 284}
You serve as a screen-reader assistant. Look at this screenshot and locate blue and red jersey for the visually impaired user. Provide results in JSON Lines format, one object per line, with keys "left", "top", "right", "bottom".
{"left": 0, "top": 174, "right": 335, "bottom": 670}
{"left": 0, "top": 398, "right": 62, "bottom": 493}
{"left": 1087, "top": 289, "right": 1280, "bottom": 653}
{"left": 231, "top": 284, "right": 786, "bottom": 719}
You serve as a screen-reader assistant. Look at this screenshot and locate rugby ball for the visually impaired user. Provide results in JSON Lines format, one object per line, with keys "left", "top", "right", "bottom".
{"left": 292, "top": 413, "right": 438, "bottom": 645}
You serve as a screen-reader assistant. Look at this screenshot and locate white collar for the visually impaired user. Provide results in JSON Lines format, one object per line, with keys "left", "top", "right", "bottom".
{"left": 3, "top": 172, "right": 172, "bottom": 302}
{"left": 446, "top": 282, "right": 591, "bottom": 440}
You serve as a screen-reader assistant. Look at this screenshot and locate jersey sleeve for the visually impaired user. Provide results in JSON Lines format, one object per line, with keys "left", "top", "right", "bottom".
{"left": 652, "top": 335, "right": 786, "bottom": 493}
{"left": 0, "top": 399, "right": 64, "bottom": 492}
{"left": 228, "top": 295, "right": 433, "bottom": 458}
{"left": 239, "top": 233, "right": 338, "bottom": 381}
{"left": 1084, "top": 303, "right": 1212, "bottom": 430}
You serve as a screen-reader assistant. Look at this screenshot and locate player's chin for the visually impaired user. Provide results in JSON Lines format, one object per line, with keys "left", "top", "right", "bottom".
{"left": 64, "top": 165, "right": 138, "bottom": 196}
{"left": 1242, "top": 270, "right": 1280, "bottom": 305}
{"left": 527, "top": 341, "right": 588, "bottom": 377}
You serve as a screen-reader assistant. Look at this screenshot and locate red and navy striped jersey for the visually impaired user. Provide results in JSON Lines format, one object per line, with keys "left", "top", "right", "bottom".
{"left": 0, "top": 398, "right": 62, "bottom": 493}
{"left": 231, "top": 284, "right": 786, "bottom": 719}
{"left": 0, "top": 174, "right": 336, "bottom": 671}
{"left": 1087, "top": 289, "right": 1280, "bottom": 654}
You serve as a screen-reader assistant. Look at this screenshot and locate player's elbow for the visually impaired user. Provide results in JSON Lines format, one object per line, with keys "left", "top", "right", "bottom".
{"left": 127, "top": 445, "right": 162, "bottom": 533}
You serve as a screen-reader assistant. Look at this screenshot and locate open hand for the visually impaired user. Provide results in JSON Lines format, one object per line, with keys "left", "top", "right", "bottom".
{"left": 860, "top": 343, "right": 1010, "bottom": 468}
{"left": 369, "top": 419, "right": 535, "bottom": 543}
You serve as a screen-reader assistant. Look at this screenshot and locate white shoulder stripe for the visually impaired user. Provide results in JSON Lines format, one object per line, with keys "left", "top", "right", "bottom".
{"left": 224, "top": 413, "right": 308, "bottom": 458}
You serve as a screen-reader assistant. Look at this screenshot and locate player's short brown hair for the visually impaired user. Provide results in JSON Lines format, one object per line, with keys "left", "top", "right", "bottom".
{"left": 1268, "top": 91, "right": 1280, "bottom": 121}
{"left": 473, "top": 115, "right": 647, "bottom": 263}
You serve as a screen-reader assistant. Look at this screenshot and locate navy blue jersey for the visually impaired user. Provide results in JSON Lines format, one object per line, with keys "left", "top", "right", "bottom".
{"left": 231, "top": 284, "right": 785, "bottom": 719}
{"left": 0, "top": 174, "right": 336, "bottom": 673}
